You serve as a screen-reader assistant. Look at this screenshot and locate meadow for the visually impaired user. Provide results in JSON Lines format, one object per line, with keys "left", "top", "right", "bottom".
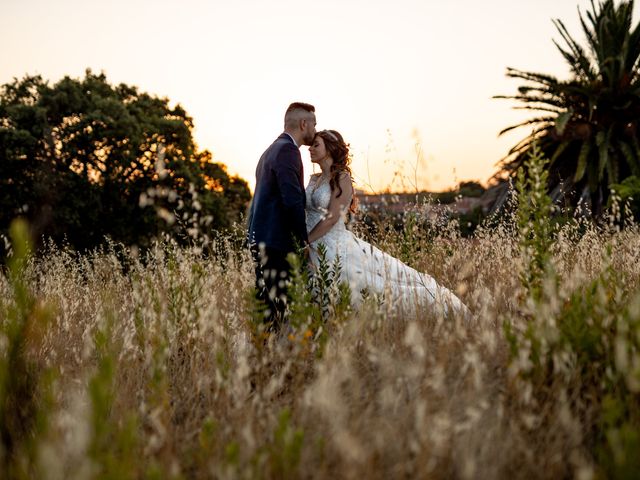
{"left": 1, "top": 151, "right": 640, "bottom": 480}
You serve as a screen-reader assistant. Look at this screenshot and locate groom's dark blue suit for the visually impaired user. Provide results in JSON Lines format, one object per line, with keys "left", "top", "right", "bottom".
{"left": 247, "top": 133, "right": 308, "bottom": 329}
{"left": 247, "top": 133, "right": 308, "bottom": 253}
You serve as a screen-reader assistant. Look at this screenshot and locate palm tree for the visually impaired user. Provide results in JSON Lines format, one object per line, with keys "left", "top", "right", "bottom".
{"left": 494, "top": 0, "right": 640, "bottom": 214}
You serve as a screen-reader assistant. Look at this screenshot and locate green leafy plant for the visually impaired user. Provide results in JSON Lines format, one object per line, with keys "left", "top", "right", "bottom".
{"left": 515, "top": 142, "right": 556, "bottom": 301}
{"left": 266, "top": 408, "right": 305, "bottom": 479}
{"left": 0, "top": 219, "right": 55, "bottom": 480}
{"left": 88, "top": 315, "right": 141, "bottom": 480}
{"left": 506, "top": 152, "right": 640, "bottom": 478}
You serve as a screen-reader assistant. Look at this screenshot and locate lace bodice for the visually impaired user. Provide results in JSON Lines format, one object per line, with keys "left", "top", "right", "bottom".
{"left": 305, "top": 174, "right": 347, "bottom": 238}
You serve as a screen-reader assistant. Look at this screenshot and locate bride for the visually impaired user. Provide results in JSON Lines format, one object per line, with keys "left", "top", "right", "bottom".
{"left": 305, "top": 129, "right": 469, "bottom": 316}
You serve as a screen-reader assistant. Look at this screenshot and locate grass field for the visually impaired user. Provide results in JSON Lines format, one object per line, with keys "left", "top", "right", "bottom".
{"left": 1, "top": 164, "right": 640, "bottom": 479}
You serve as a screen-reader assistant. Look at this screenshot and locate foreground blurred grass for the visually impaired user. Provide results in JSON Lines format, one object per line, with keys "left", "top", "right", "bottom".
{"left": 1, "top": 158, "right": 640, "bottom": 479}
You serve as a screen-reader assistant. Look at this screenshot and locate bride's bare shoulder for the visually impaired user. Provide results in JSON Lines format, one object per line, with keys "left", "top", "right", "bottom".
{"left": 338, "top": 171, "right": 354, "bottom": 188}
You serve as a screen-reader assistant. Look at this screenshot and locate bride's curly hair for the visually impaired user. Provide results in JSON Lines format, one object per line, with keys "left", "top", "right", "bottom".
{"left": 315, "top": 129, "right": 358, "bottom": 213}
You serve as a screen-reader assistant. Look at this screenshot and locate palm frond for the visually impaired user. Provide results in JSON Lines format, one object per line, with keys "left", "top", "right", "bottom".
{"left": 617, "top": 139, "right": 640, "bottom": 176}
{"left": 596, "top": 129, "right": 611, "bottom": 178}
{"left": 553, "top": 19, "right": 595, "bottom": 79}
{"left": 575, "top": 141, "right": 592, "bottom": 182}
{"left": 579, "top": 5, "right": 598, "bottom": 59}
{"left": 631, "top": 134, "right": 640, "bottom": 164}
{"left": 625, "top": 20, "right": 640, "bottom": 71}
{"left": 605, "top": 153, "right": 620, "bottom": 185}
{"left": 512, "top": 105, "right": 566, "bottom": 114}
{"left": 504, "top": 126, "right": 550, "bottom": 156}
{"left": 493, "top": 94, "right": 565, "bottom": 108}
{"left": 504, "top": 68, "right": 560, "bottom": 87}
{"left": 555, "top": 110, "right": 573, "bottom": 135}
{"left": 549, "top": 140, "right": 572, "bottom": 167}
{"left": 498, "top": 117, "right": 555, "bottom": 137}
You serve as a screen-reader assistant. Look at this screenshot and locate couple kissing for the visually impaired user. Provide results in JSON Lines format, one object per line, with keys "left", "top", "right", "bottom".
{"left": 247, "top": 102, "right": 469, "bottom": 331}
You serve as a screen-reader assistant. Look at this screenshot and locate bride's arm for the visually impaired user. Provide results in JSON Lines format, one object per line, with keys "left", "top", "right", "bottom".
{"left": 308, "top": 173, "right": 353, "bottom": 244}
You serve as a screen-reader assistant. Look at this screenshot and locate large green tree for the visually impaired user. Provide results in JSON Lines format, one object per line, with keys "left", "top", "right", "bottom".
{"left": 495, "top": 0, "right": 640, "bottom": 214}
{"left": 0, "top": 71, "right": 250, "bottom": 251}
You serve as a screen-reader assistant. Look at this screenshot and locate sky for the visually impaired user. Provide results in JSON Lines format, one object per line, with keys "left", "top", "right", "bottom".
{"left": 2, "top": 0, "right": 639, "bottom": 193}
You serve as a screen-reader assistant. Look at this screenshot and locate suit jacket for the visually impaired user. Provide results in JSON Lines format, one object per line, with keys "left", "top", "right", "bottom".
{"left": 247, "top": 133, "right": 309, "bottom": 254}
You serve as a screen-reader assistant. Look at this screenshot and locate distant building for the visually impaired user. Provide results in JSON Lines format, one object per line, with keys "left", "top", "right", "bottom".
{"left": 355, "top": 190, "right": 489, "bottom": 217}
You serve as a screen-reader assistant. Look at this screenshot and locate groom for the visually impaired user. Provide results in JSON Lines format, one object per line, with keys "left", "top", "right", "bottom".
{"left": 247, "top": 102, "right": 316, "bottom": 330}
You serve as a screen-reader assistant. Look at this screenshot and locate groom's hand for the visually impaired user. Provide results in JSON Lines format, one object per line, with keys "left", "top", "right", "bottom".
{"left": 302, "top": 244, "right": 317, "bottom": 272}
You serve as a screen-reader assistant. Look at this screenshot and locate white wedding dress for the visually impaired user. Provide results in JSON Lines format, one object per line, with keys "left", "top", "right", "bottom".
{"left": 305, "top": 174, "right": 469, "bottom": 316}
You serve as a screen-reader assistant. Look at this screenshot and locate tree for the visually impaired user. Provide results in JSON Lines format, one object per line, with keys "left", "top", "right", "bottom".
{"left": 457, "top": 180, "right": 486, "bottom": 198}
{"left": 0, "top": 71, "right": 250, "bottom": 251}
{"left": 494, "top": 0, "right": 640, "bottom": 214}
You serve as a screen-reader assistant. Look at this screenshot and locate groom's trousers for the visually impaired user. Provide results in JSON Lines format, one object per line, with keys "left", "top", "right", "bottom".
{"left": 251, "top": 245, "right": 291, "bottom": 331}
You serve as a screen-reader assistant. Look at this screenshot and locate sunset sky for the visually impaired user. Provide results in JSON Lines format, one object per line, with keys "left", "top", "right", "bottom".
{"left": 2, "top": 0, "right": 639, "bottom": 193}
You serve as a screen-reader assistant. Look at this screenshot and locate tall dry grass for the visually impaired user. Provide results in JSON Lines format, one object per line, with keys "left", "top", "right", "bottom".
{"left": 1, "top": 153, "right": 640, "bottom": 479}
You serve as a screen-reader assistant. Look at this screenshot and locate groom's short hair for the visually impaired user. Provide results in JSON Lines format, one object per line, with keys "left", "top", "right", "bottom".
{"left": 284, "top": 102, "right": 315, "bottom": 129}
